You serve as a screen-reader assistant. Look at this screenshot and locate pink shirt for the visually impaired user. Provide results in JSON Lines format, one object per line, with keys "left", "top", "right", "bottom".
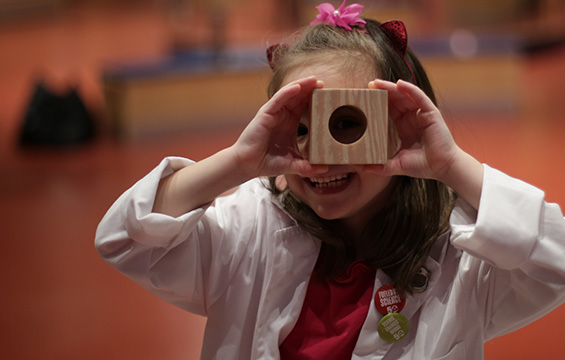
{"left": 280, "top": 260, "right": 377, "bottom": 359}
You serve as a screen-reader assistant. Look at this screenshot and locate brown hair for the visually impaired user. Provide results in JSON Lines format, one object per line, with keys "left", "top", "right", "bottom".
{"left": 267, "top": 19, "right": 455, "bottom": 294}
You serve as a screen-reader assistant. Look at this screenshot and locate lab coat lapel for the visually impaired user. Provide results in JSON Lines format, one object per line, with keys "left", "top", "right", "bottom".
{"left": 353, "top": 235, "right": 449, "bottom": 359}
{"left": 251, "top": 225, "right": 320, "bottom": 359}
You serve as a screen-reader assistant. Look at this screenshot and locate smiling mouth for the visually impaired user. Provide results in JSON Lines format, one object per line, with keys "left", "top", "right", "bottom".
{"left": 308, "top": 173, "right": 353, "bottom": 188}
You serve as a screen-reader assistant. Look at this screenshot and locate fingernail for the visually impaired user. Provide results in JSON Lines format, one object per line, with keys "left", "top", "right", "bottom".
{"left": 314, "top": 165, "right": 329, "bottom": 173}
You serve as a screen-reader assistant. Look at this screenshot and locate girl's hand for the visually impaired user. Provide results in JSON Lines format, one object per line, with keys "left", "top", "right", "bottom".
{"left": 154, "top": 77, "right": 325, "bottom": 217}
{"left": 368, "top": 79, "right": 484, "bottom": 209}
{"left": 367, "top": 79, "right": 459, "bottom": 181}
{"left": 231, "top": 76, "right": 327, "bottom": 179}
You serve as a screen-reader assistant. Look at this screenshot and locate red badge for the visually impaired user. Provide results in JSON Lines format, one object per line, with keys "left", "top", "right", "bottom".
{"left": 375, "top": 284, "right": 406, "bottom": 315}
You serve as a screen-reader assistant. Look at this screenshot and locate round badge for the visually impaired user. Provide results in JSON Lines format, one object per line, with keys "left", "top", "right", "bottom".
{"left": 378, "top": 313, "right": 410, "bottom": 343}
{"left": 375, "top": 283, "right": 406, "bottom": 315}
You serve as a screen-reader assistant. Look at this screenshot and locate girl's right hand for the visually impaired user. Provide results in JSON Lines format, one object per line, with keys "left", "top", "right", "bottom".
{"left": 230, "top": 76, "right": 327, "bottom": 179}
{"left": 154, "top": 77, "right": 326, "bottom": 217}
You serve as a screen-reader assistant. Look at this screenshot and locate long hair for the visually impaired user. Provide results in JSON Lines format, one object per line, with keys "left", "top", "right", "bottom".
{"left": 267, "top": 19, "right": 455, "bottom": 294}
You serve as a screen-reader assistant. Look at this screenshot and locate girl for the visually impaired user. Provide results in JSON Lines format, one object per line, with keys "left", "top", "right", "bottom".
{"left": 96, "top": 1, "right": 565, "bottom": 359}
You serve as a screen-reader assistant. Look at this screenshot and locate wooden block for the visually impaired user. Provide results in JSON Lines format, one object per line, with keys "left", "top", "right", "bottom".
{"left": 309, "top": 88, "right": 389, "bottom": 164}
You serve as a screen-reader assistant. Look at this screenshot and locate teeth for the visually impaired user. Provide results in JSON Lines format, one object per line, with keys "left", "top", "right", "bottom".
{"left": 309, "top": 173, "right": 350, "bottom": 187}
{"left": 310, "top": 174, "right": 348, "bottom": 183}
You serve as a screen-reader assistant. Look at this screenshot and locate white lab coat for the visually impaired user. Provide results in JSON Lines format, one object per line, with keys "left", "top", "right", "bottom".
{"left": 95, "top": 157, "right": 565, "bottom": 359}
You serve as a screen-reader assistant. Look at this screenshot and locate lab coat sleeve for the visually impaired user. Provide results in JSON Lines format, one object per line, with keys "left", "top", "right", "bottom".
{"left": 450, "top": 164, "right": 565, "bottom": 339}
{"left": 94, "top": 156, "right": 260, "bottom": 317}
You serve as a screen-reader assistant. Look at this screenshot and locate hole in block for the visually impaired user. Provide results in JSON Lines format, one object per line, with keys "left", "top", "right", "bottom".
{"left": 328, "top": 105, "right": 367, "bottom": 144}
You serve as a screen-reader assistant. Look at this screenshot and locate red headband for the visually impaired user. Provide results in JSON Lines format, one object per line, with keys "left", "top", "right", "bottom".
{"left": 378, "top": 20, "right": 417, "bottom": 84}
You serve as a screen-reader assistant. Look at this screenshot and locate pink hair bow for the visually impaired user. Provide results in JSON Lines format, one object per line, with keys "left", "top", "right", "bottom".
{"left": 310, "top": 0, "right": 366, "bottom": 30}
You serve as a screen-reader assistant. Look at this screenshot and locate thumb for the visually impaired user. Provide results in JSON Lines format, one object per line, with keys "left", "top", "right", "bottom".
{"left": 291, "top": 161, "right": 329, "bottom": 177}
{"left": 363, "top": 160, "right": 402, "bottom": 177}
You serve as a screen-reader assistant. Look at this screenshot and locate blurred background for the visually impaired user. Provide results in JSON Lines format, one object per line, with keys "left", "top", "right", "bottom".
{"left": 1, "top": 0, "right": 564, "bottom": 359}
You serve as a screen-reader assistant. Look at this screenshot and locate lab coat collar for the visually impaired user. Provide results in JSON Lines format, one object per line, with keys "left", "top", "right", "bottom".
{"left": 251, "top": 224, "right": 321, "bottom": 359}
{"left": 256, "top": 181, "right": 452, "bottom": 358}
{"left": 353, "top": 233, "right": 450, "bottom": 358}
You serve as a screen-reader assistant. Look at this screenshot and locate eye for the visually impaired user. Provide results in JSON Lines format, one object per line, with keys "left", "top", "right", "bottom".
{"left": 328, "top": 106, "right": 367, "bottom": 144}
{"left": 333, "top": 118, "right": 363, "bottom": 131}
{"left": 297, "top": 123, "right": 309, "bottom": 137}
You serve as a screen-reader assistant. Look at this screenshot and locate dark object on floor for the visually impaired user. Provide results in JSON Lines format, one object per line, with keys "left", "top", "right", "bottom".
{"left": 19, "top": 82, "right": 95, "bottom": 146}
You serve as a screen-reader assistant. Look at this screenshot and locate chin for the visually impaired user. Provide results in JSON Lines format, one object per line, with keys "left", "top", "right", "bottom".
{"left": 310, "top": 204, "right": 353, "bottom": 222}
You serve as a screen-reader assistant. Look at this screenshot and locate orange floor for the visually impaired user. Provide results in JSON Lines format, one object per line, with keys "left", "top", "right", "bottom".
{"left": 1, "top": 1, "right": 565, "bottom": 359}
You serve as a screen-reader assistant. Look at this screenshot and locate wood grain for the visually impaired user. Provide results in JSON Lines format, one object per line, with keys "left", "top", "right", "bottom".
{"left": 309, "top": 88, "right": 390, "bottom": 164}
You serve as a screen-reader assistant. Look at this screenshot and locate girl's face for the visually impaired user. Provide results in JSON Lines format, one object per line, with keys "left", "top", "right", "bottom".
{"left": 282, "top": 61, "right": 396, "bottom": 236}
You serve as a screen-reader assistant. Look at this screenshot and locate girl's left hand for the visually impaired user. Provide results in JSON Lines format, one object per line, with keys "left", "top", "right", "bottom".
{"left": 367, "top": 79, "right": 484, "bottom": 209}
{"left": 366, "top": 79, "right": 460, "bottom": 182}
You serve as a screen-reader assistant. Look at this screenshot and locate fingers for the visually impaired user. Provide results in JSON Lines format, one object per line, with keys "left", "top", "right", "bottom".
{"left": 362, "top": 160, "right": 403, "bottom": 177}
{"left": 262, "top": 76, "right": 318, "bottom": 117}
{"left": 395, "top": 80, "right": 438, "bottom": 113}
{"left": 291, "top": 161, "right": 329, "bottom": 177}
{"left": 370, "top": 79, "right": 438, "bottom": 119}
